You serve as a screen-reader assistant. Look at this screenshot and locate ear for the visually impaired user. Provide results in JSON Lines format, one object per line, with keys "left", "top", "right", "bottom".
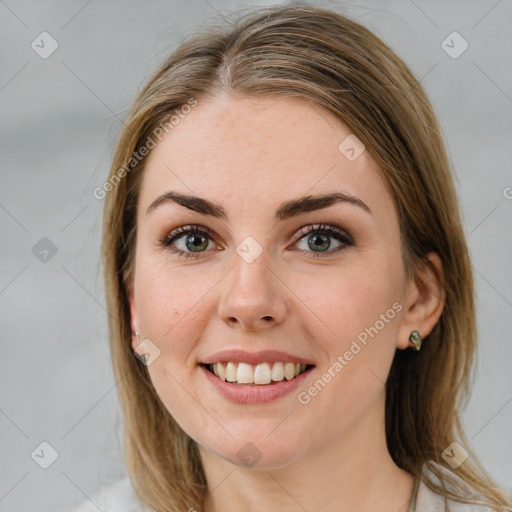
{"left": 396, "top": 251, "right": 445, "bottom": 350}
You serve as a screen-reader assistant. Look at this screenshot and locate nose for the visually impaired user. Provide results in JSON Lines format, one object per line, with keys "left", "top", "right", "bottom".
{"left": 216, "top": 248, "right": 287, "bottom": 332}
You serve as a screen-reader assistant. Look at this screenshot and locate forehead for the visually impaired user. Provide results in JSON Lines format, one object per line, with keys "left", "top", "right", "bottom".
{"left": 138, "top": 94, "right": 393, "bottom": 221}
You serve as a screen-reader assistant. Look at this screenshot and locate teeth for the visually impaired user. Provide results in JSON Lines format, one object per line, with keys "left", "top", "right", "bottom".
{"left": 217, "top": 362, "right": 226, "bottom": 382}
{"left": 237, "top": 362, "right": 254, "bottom": 384}
{"left": 254, "top": 363, "right": 272, "bottom": 385}
{"left": 271, "top": 361, "right": 285, "bottom": 381}
{"left": 225, "top": 362, "right": 237, "bottom": 382}
{"left": 284, "top": 362, "right": 295, "bottom": 380}
{"left": 208, "top": 361, "right": 309, "bottom": 385}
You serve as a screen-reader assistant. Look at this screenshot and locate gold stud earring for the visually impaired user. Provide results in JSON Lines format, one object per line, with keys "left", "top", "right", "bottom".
{"left": 409, "top": 330, "right": 423, "bottom": 351}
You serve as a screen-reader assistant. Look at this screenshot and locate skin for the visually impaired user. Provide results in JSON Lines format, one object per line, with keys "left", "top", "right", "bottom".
{"left": 127, "top": 94, "right": 445, "bottom": 512}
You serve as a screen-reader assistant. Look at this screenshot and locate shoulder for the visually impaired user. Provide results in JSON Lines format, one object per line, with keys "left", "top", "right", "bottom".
{"left": 416, "top": 461, "right": 501, "bottom": 512}
{"left": 417, "top": 480, "right": 497, "bottom": 511}
{"left": 65, "top": 477, "right": 154, "bottom": 512}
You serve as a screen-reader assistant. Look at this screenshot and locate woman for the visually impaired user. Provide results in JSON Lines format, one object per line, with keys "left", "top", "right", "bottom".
{"left": 73, "top": 4, "right": 511, "bottom": 512}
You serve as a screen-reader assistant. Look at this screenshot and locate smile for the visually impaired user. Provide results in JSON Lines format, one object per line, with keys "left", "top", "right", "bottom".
{"left": 204, "top": 361, "right": 313, "bottom": 385}
{"left": 200, "top": 362, "right": 316, "bottom": 404}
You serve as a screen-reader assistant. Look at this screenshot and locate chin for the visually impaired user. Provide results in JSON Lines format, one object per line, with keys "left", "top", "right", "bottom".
{"left": 202, "top": 432, "right": 308, "bottom": 470}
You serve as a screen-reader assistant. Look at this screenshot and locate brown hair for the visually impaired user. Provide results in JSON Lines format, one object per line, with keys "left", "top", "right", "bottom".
{"left": 100, "top": 5, "right": 512, "bottom": 511}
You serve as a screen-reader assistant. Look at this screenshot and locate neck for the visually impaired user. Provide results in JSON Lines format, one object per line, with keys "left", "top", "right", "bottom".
{"left": 199, "top": 391, "right": 415, "bottom": 512}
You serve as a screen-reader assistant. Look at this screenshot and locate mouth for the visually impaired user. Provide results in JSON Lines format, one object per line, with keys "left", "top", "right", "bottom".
{"left": 200, "top": 361, "right": 316, "bottom": 386}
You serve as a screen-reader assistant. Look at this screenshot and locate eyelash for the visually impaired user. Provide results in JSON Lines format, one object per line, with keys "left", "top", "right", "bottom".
{"left": 158, "top": 223, "right": 354, "bottom": 260}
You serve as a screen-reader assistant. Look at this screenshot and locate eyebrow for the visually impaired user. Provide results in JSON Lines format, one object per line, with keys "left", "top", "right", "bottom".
{"left": 145, "top": 190, "right": 371, "bottom": 220}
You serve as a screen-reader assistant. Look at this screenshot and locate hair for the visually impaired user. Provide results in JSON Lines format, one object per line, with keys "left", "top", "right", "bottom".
{"left": 100, "top": 4, "right": 511, "bottom": 511}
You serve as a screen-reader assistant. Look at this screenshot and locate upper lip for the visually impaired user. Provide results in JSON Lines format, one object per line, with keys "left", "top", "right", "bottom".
{"left": 200, "top": 349, "right": 315, "bottom": 366}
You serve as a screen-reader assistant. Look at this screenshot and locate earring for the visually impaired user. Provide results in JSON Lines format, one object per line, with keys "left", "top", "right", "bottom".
{"left": 409, "top": 330, "right": 423, "bottom": 351}
{"left": 135, "top": 331, "right": 142, "bottom": 342}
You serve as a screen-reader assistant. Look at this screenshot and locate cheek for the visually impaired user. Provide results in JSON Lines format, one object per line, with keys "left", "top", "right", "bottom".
{"left": 297, "top": 265, "right": 401, "bottom": 426}
{"left": 296, "top": 259, "right": 402, "bottom": 351}
{"left": 297, "top": 263, "right": 403, "bottom": 419}
{"left": 135, "top": 257, "right": 217, "bottom": 343}
{"left": 135, "top": 260, "right": 211, "bottom": 431}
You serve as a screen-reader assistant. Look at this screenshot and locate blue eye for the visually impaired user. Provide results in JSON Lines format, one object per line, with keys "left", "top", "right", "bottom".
{"left": 159, "top": 223, "right": 353, "bottom": 260}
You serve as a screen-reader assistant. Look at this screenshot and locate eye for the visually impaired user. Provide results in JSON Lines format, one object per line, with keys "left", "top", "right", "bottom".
{"left": 159, "top": 223, "right": 354, "bottom": 260}
{"left": 291, "top": 223, "right": 354, "bottom": 259}
{"left": 159, "top": 225, "right": 218, "bottom": 259}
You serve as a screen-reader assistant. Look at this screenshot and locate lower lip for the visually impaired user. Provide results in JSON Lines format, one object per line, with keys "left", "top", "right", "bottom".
{"left": 199, "top": 364, "right": 314, "bottom": 404}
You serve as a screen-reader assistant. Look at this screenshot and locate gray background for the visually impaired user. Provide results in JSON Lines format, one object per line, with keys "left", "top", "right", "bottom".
{"left": 1, "top": 1, "right": 511, "bottom": 511}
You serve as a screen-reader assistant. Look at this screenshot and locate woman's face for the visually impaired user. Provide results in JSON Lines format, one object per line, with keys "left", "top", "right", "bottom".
{"left": 128, "top": 94, "right": 416, "bottom": 468}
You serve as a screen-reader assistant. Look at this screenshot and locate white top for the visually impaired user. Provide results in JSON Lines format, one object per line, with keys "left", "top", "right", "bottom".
{"left": 65, "top": 464, "right": 497, "bottom": 512}
{"left": 411, "top": 476, "right": 496, "bottom": 512}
